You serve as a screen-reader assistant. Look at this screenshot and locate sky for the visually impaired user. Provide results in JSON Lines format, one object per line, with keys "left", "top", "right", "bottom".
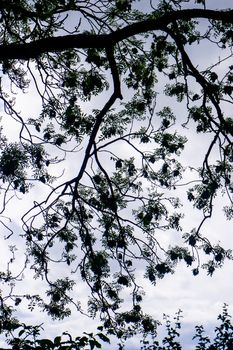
{"left": 0, "top": 1, "right": 232, "bottom": 349}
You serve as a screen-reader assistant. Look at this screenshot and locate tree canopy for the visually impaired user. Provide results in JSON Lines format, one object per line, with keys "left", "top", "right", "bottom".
{"left": 0, "top": 0, "right": 232, "bottom": 348}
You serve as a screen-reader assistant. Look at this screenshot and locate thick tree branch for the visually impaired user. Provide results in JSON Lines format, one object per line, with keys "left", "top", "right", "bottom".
{"left": 106, "top": 46, "right": 123, "bottom": 100}
{"left": 0, "top": 9, "right": 232, "bottom": 60}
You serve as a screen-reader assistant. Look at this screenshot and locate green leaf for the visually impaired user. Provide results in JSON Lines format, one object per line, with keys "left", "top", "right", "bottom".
{"left": 97, "top": 333, "right": 110, "bottom": 343}
{"left": 37, "top": 339, "right": 54, "bottom": 349}
{"left": 53, "top": 336, "right": 61, "bottom": 345}
{"left": 89, "top": 339, "right": 102, "bottom": 350}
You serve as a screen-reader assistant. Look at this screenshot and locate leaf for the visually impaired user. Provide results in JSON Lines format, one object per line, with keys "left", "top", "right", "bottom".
{"left": 18, "top": 329, "right": 25, "bottom": 337}
{"left": 115, "top": 159, "right": 122, "bottom": 168}
{"left": 37, "top": 338, "right": 54, "bottom": 349}
{"left": 89, "top": 339, "right": 102, "bottom": 350}
{"left": 97, "top": 333, "right": 110, "bottom": 343}
{"left": 188, "top": 235, "right": 197, "bottom": 247}
{"left": 53, "top": 336, "right": 61, "bottom": 345}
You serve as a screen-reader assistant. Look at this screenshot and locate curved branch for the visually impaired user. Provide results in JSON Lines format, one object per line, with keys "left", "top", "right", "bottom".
{"left": 0, "top": 9, "right": 232, "bottom": 60}
{"left": 106, "top": 46, "right": 123, "bottom": 100}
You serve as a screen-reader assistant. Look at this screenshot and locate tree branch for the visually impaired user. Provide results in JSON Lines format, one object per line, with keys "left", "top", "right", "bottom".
{"left": 0, "top": 9, "right": 232, "bottom": 60}
{"left": 106, "top": 46, "right": 123, "bottom": 100}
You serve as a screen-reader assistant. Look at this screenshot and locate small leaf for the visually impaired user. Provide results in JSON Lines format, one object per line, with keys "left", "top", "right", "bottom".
{"left": 215, "top": 252, "right": 223, "bottom": 262}
{"left": 115, "top": 159, "right": 122, "bottom": 169}
{"left": 93, "top": 175, "right": 102, "bottom": 184}
{"left": 54, "top": 336, "right": 61, "bottom": 345}
{"left": 97, "top": 333, "right": 110, "bottom": 343}
{"left": 188, "top": 235, "right": 197, "bottom": 247}
{"left": 18, "top": 329, "right": 25, "bottom": 337}
{"left": 209, "top": 72, "right": 218, "bottom": 82}
{"left": 192, "top": 268, "right": 199, "bottom": 276}
{"left": 39, "top": 176, "right": 46, "bottom": 183}
{"left": 184, "top": 254, "right": 193, "bottom": 266}
{"left": 89, "top": 339, "right": 101, "bottom": 350}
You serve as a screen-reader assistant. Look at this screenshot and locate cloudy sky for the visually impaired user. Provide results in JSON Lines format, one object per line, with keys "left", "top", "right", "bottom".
{"left": 0, "top": 1, "right": 232, "bottom": 349}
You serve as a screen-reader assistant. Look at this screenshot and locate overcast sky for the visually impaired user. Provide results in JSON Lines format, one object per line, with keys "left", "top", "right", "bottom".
{"left": 0, "top": 1, "right": 232, "bottom": 349}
